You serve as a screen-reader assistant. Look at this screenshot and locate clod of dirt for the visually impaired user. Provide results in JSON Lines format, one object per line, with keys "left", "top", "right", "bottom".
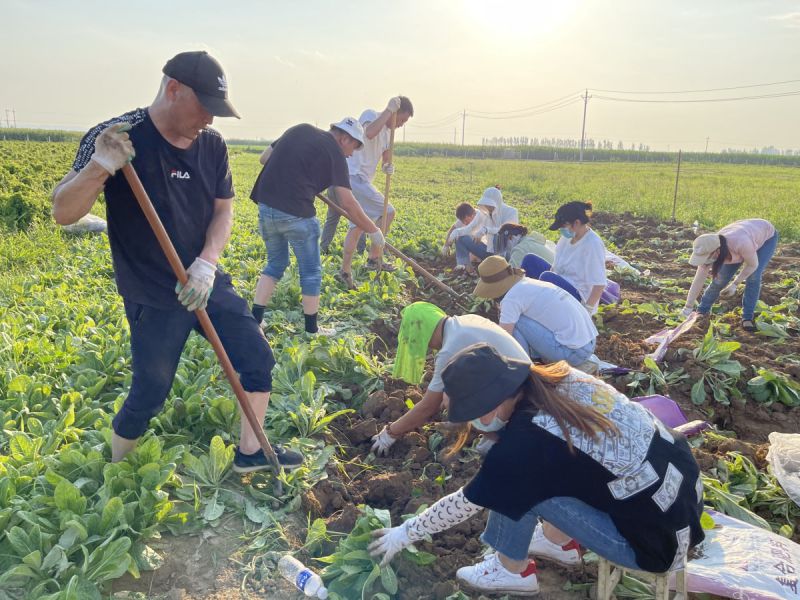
{"left": 363, "top": 471, "right": 414, "bottom": 507}
{"left": 325, "top": 503, "right": 360, "bottom": 534}
{"left": 361, "top": 390, "right": 388, "bottom": 418}
{"left": 345, "top": 417, "right": 379, "bottom": 444}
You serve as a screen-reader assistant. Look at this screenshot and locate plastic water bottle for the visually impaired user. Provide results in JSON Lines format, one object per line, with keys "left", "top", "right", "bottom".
{"left": 692, "top": 220, "right": 699, "bottom": 235}
{"left": 278, "top": 555, "right": 328, "bottom": 599}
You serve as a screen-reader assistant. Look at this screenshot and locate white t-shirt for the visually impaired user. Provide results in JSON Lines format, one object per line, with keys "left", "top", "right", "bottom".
{"left": 429, "top": 314, "right": 531, "bottom": 392}
{"left": 553, "top": 229, "right": 607, "bottom": 302}
{"left": 500, "top": 279, "right": 598, "bottom": 348}
{"left": 346, "top": 109, "right": 390, "bottom": 181}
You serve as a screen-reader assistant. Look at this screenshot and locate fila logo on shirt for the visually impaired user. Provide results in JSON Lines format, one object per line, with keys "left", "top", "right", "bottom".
{"left": 170, "top": 169, "right": 191, "bottom": 180}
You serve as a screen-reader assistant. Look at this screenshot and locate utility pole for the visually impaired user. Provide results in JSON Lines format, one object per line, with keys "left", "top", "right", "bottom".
{"left": 453, "top": 128, "right": 456, "bottom": 145}
{"left": 11, "top": 109, "right": 16, "bottom": 128}
{"left": 671, "top": 150, "right": 682, "bottom": 222}
{"left": 4, "top": 110, "right": 9, "bottom": 128}
{"left": 461, "top": 109, "right": 465, "bottom": 146}
{"left": 579, "top": 89, "right": 591, "bottom": 162}
{"left": 705, "top": 137, "right": 710, "bottom": 153}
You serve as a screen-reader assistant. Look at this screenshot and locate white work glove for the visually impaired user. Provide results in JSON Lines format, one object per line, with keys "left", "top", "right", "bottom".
{"left": 368, "top": 524, "right": 413, "bottom": 566}
{"left": 90, "top": 123, "right": 135, "bottom": 175}
{"left": 440, "top": 244, "right": 452, "bottom": 257}
{"left": 370, "top": 425, "right": 397, "bottom": 456}
{"left": 474, "top": 435, "right": 496, "bottom": 456}
{"left": 176, "top": 257, "right": 216, "bottom": 311}
{"left": 583, "top": 302, "right": 599, "bottom": 316}
{"left": 368, "top": 229, "right": 386, "bottom": 249}
{"left": 386, "top": 97, "right": 402, "bottom": 113}
{"left": 381, "top": 162, "right": 395, "bottom": 175}
{"left": 721, "top": 283, "right": 738, "bottom": 298}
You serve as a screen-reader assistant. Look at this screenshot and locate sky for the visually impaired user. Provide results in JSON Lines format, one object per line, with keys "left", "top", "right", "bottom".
{"left": 3, "top": 0, "right": 800, "bottom": 152}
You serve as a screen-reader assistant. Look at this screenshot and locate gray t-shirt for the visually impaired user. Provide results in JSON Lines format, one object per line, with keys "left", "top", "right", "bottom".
{"left": 429, "top": 314, "right": 531, "bottom": 392}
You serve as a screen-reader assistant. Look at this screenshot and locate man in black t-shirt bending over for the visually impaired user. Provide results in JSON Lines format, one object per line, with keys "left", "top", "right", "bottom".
{"left": 52, "top": 51, "right": 302, "bottom": 473}
{"left": 249, "top": 118, "right": 385, "bottom": 334}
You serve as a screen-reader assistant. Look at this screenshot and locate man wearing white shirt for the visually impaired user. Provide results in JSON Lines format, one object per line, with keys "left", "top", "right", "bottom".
{"left": 332, "top": 96, "right": 413, "bottom": 287}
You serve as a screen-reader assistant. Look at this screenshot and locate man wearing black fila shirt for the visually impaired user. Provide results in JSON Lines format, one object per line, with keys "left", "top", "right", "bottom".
{"left": 52, "top": 51, "right": 302, "bottom": 473}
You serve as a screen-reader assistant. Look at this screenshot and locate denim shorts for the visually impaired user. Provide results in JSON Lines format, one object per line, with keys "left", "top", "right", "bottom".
{"left": 112, "top": 273, "right": 275, "bottom": 440}
{"left": 258, "top": 204, "right": 322, "bottom": 296}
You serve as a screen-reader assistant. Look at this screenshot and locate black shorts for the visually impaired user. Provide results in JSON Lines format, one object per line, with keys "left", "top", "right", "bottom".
{"left": 112, "top": 273, "right": 274, "bottom": 439}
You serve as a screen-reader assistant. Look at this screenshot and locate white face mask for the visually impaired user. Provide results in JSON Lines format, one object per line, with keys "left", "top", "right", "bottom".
{"left": 470, "top": 414, "right": 508, "bottom": 433}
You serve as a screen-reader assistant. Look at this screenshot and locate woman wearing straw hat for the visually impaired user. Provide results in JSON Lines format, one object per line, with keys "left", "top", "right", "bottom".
{"left": 681, "top": 218, "right": 778, "bottom": 332}
{"left": 474, "top": 256, "right": 597, "bottom": 367}
{"left": 369, "top": 343, "right": 704, "bottom": 596}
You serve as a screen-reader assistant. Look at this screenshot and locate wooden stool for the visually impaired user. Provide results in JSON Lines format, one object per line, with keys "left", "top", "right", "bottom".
{"left": 596, "top": 556, "right": 687, "bottom": 600}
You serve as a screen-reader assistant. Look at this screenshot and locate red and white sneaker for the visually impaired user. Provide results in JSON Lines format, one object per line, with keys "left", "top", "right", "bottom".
{"left": 528, "top": 523, "right": 583, "bottom": 566}
{"left": 456, "top": 552, "right": 539, "bottom": 596}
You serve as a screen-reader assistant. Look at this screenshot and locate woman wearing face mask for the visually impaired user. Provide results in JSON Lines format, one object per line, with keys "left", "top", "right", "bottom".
{"left": 681, "top": 219, "right": 778, "bottom": 332}
{"left": 369, "top": 343, "right": 705, "bottom": 596}
{"left": 521, "top": 201, "right": 608, "bottom": 314}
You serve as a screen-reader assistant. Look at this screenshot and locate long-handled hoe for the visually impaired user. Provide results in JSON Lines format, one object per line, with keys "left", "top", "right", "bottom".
{"left": 122, "top": 164, "right": 284, "bottom": 496}
{"left": 315, "top": 193, "right": 470, "bottom": 311}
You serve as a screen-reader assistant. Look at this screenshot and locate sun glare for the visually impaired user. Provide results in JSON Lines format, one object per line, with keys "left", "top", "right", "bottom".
{"left": 464, "top": 0, "right": 578, "bottom": 38}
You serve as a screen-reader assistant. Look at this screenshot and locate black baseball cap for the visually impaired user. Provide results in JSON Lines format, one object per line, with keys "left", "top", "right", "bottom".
{"left": 548, "top": 201, "right": 592, "bottom": 230}
{"left": 163, "top": 51, "right": 240, "bottom": 119}
{"left": 442, "top": 343, "right": 531, "bottom": 422}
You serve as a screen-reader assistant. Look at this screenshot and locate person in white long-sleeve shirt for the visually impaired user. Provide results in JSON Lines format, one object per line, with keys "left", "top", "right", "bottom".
{"left": 446, "top": 186, "right": 518, "bottom": 274}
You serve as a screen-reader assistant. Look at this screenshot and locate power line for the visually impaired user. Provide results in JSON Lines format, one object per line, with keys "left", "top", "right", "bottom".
{"left": 594, "top": 90, "right": 800, "bottom": 103}
{"left": 468, "top": 97, "right": 583, "bottom": 120}
{"left": 590, "top": 78, "right": 800, "bottom": 95}
{"left": 467, "top": 90, "right": 584, "bottom": 115}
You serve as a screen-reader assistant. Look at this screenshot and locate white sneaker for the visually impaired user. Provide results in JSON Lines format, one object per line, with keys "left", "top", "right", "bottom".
{"left": 456, "top": 552, "right": 539, "bottom": 596}
{"left": 528, "top": 523, "right": 583, "bottom": 565}
{"left": 313, "top": 325, "right": 337, "bottom": 337}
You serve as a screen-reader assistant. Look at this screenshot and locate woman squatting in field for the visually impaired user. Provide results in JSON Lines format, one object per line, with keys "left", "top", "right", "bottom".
{"left": 368, "top": 343, "right": 705, "bottom": 596}
{"left": 520, "top": 201, "right": 614, "bottom": 315}
{"left": 443, "top": 186, "right": 519, "bottom": 274}
{"left": 472, "top": 255, "right": 598, "bottom": 369}
{"left": 681, "top": 218, "right": 779, "bottom": 332}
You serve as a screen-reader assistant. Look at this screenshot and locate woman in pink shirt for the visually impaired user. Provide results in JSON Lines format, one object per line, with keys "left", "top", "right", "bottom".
{"left": 682, "top": 219, "right": 778, "bottom": 332}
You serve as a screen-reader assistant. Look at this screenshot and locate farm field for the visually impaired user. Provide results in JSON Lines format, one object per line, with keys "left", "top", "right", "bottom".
{"left": 1, "top": 140, "right": 800, "bottom": 599}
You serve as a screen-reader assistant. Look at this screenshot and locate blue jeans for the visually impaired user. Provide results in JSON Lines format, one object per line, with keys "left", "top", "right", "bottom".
{"left": 456, "top": 236, "right": 493, "bottom": 267}
{"left": 319, "top": 194, "right": 366, "bottom": 253}
{"left": 481, "top": 497, "right": 640, "bottom": 569}
{"left": 697, "top": 232, "right": 779, "bottom": 320}
{"left": 258, "top": 204, "right": 322, "bottom": 296}
{"left": 513, "top": 316, "right": 596, "bottom": 365}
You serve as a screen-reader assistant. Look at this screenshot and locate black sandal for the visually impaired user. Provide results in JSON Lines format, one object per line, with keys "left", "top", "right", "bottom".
{"left": 741, "top": 319, "right": 757, "bottom": 332}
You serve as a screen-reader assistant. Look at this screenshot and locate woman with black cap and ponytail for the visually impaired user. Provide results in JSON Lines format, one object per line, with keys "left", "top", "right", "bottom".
{"left": 369, "top": 343, "right": 704, "bottom": 596}
{"left": 521, "top": 201, "right": 609, "bottom": 315}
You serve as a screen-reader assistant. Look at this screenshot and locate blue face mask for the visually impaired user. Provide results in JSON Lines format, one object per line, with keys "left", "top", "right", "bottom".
{"left": 559, "top": 227, "right": 575, "bottom": 239}
{"left": 470, "top": 415, "right": 508, "bottom": 433}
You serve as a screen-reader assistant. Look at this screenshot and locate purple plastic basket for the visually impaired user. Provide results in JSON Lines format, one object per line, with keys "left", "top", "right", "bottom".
{"left": 633, "top": 394, "right": 688, "bottom": 428}
{"left": 600, "top": 280, "right": 621, "bottom": 305}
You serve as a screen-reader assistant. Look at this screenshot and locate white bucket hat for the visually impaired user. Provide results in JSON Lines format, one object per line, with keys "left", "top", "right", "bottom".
{"left": 477, "top": 186, "right": 502, "bottom": 208}
{"left": 330, "top": 117, "right": 365, "bottom": 147}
